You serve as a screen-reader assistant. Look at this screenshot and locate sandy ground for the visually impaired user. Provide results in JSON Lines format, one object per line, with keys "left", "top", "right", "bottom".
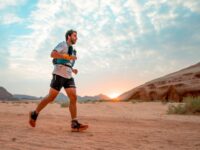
{"left": 0, "top": 101, "right": 200, "bottom": 150}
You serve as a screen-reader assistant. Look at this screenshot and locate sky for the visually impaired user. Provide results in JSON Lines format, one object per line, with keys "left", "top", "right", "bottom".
{"left": 0, "top": 0, "right": 200, "bottom": 98}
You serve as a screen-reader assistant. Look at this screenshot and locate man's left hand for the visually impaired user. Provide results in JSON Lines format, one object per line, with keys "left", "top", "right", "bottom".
{"left": 72, "top": 69, "right": 78, "bottom": 75}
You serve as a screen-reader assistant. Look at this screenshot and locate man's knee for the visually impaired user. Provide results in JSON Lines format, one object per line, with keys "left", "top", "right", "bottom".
{"left": 69, "top": 94, "right": 77, "bottom": 104}
{"left": 45, "top": 88, "right": 59, "bottom": 102}
{"left": 45, "top": 93, "right": 57, "bottom": 102}
{"left": 65, "top": 88, "right": 77, "bottom": 104}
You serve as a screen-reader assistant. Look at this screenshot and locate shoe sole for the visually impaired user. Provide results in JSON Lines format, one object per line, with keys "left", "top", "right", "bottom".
{"left": 71, "top": 125, "right": 89, "bottom": 132}
{"left": 29, "top": 112, "right": 36, "bottom": 127}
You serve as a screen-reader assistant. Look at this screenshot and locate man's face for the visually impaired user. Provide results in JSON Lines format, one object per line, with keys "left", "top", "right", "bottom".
{"left": 69, "top": 32, "right": 77, "bottom": 45}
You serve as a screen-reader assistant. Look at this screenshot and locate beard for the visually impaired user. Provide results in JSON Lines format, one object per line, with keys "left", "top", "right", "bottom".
{"left": 71, "top": 38, "right": 76, "bottom": 45}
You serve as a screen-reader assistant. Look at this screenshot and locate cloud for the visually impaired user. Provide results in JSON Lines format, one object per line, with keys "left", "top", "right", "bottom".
{"left": 7, "top": 1, "right": 62, "bottom": 80}
{"left": 169, "top": 0, "right": 200, "bottom": 13}
{"left": 0, "top": 0, "right": 25, "bottom": 10}
{"left": 143, "top": 0, "right": 200, "bottom": 32}
{"left": 6, "top": 0, "right": 200, "bottom": 69}
{"left": 0, "top": 13, "right": 23, "bottom": 24}
{"left": 147, "top": 10, "right": 178, "bottom": 31}
{"left": 71, "top": 0, "right": 99, "bottom": 13}
{"left": 144, "top": 1, "right": 177, "bottom": 32}
{"left": 144, "top": 0, "right": 200, "bottom": 14}
{"left": 124, "top": 0, "right": 144, "bottom": 34}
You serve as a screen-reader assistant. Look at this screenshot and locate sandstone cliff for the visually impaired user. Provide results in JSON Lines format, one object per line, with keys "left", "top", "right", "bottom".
{"left": 118, "top": 62, "right": 200, "bottom": 102}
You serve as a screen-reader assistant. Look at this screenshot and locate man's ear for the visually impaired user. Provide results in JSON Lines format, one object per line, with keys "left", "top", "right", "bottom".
{"left": 67, "top": 35, "right": 70, "bottom": 40}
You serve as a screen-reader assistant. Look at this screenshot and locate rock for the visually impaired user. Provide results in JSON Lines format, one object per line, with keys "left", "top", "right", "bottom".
{"left": 118, "top": 62, "right": 200, "bottom": 102}
{"left": 0, "top": 87, "right": 16, "bottom": 100}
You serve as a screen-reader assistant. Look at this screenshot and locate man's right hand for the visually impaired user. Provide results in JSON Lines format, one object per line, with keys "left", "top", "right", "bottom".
{"left": 63, "top": 54, "right": 77, "bottom": 60}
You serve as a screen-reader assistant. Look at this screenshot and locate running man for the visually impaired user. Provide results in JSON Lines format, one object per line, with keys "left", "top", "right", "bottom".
{"left": 29, "top": 29, "right": 88, "bottom": 132}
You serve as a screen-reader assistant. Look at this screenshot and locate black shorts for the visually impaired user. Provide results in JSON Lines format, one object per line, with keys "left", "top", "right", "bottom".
{"left": 50, "top": 74, "right": 76, "bottom": 91}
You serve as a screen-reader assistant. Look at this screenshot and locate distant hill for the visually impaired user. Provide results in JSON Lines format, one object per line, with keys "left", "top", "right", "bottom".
{"left": 55, "top": 93, "right": 110, "bottom": 103}
{"left": 13, "top": 94, "right": 41, "bottom": 100}
{"left": 55, "top": 93, "right": 69, "bottom": 102}
{"left": 78, "top": 94, "right": 110, "bottom": 102}
{"left": 0, "top": 86, "right": 110, "bottom": 102}
{"left": 118, "top": 62, "right": 200, "bottom": 102}
{"left": 0, "top": 87, "right": 17, "bottom": 100}
{"left": 95, "top": 94, "right": 111, "bottom": 100}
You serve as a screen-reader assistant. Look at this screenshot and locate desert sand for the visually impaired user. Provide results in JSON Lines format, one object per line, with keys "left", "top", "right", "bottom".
{"left": 0, "top": 101, "right": 200, "bottom": 150}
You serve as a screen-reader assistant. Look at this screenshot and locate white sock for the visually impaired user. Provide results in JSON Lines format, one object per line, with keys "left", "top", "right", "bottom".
{"left": 72, "top": 118, "right": 78, "bottom": 121}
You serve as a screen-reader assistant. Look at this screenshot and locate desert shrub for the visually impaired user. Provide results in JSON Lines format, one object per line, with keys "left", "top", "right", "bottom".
{"left": 167, "top": 96, "right": 200, "bottom": 115}
{"left": 184, "top": 96, "right": 200, "bottom": 114}
{"left": 131, "top": 100, "right": 140, "bottom": 104}
{"left": 167, "top": 103, "right": 187, "bottom": 114}
{"left": 60, "top": 102, "right": 69, "bottom": 108}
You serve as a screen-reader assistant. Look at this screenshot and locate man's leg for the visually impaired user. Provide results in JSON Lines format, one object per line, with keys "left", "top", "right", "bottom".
{"left": 35, "top": 88, "right": 59, "bottom": 113}
{"left": 65, "top": 88, "right": 88, "bottom": 132}
{"left": 64, "top": 88, "right": 77, "bottom": 120}
{"left": 29, "top": 88, "right": 59, "bottom": 127}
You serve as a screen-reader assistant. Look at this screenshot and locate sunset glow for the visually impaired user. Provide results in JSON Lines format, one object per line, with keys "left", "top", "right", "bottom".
{"left": 108, "top": 92, "right": 120, "bottom": 99}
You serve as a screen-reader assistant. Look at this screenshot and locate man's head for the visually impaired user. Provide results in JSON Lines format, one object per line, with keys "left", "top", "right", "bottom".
{"left": 65, "top": 29, "right": 77, "bottom": 45}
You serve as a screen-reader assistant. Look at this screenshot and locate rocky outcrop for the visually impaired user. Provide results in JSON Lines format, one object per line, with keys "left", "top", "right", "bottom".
{"left": 0, "top": 87, "right": 17, "bottom": 100}
{"left": 118, "top": 62, "right": 200, "bottom": 102}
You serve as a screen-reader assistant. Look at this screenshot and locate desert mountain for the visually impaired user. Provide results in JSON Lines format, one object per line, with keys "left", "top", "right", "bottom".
{"left": 13, "top": 94, "right": 41, "bottom": 100}
{"left": 55, "top": 93, "right": 110, "bottom": 103}
{"left": 118, "top": 62, "right": 200, "bottom": 102}
{"left": 79, "top": 94, "right": 110, "bottom": 101}
{"left": 0, "top": 87, "right": 17, "bottom": 100}
{"left": 0, "top": 85, "right": 110, "bottom": 102}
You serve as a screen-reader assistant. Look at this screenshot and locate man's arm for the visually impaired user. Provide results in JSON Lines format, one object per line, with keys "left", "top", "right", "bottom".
{"left": 51, "top": 50, "right": 77, "bottom": 60}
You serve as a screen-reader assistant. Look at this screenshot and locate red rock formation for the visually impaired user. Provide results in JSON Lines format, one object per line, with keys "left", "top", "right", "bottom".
{"left": 118, "top": 62, "right": 200, "bottom": 102}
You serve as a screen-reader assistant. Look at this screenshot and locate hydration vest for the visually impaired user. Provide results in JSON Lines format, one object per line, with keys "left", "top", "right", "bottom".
{"left": 52, "top": 46, "right": 76, "bottom": 68}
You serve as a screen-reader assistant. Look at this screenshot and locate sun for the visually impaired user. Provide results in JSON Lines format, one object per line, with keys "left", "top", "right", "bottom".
{"left": 108, "top": 92, "right": 120, "bottom": 99}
